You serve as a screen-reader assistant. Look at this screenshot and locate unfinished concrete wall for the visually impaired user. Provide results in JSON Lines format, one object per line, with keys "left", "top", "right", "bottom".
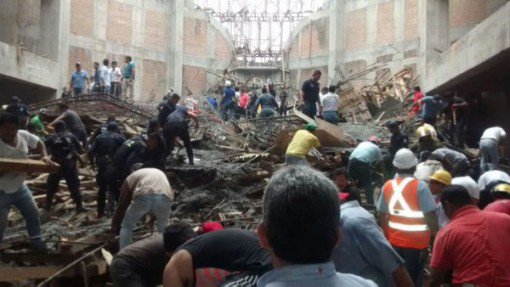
{"left": 182, "top": 8, "right": 234, "bottom": 97}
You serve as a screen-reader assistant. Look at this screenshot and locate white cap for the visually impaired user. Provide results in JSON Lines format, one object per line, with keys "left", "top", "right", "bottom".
{"left": 393, "top": 148, "right": 418, "bottom": 170}
{"left": 225, "top": 80, "right": 232, "bottom": 86}
{"left": 452, "top": 176, "right": 480, "bottom": 199}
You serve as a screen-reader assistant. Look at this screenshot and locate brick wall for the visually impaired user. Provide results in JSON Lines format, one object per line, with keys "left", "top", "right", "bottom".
{"left": 376, "top": 2, "right": 394, "bottom": 45}
{"left": 70, "top": 0, "right": 94, "bottom": 37}
{"left": 450, "top": 0, "right": 487, "bottom": 28}
{"left": 346, "top": 8, "right": 367, "bottom": 50}
{"left": 404, "top": 0, "right": 419, "bottom": 40}
{"left": 182, "top": 65, "right": 207, "bottom": 95}
{"left": 141, "top": 60, "right": 166, "bottom": 102}
{"left": 106, "top": 0, "right": 133, "bottom": 45}
{"left": 184, "top": 18, "right": 208, "bottom": 58}
{"left": 145, "top": 10, "right": 167, "bottom": 52}
{"left": 216, "top": 31, "right": 233, "bottom": 61}
{"left": 68, "top": 46, "right": 93, "bottom": 83}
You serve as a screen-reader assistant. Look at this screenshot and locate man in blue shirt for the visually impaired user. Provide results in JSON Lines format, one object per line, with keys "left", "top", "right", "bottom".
{"left": 70, "top": 62, "right": 90, "bottom": 97}
{"left": 220, "top": 80, "right": 236, "bottom": 122}
{"left": 419, "top": 95, "right": 442, "bottom": 126}
{"left": 257, "top": 166, "right": 376, "bottom": 287}
{"left": 122, "top": 56, "right": 136, "bottom": 102}
{"left": 253, "top": 86, "right": 278, "bottom": 118}
{"left": 300, "top": 70, "right": 323, "bottom": 119}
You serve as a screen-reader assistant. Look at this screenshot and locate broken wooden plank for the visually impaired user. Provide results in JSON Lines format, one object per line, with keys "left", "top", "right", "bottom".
{"left": 0, "top": 158, "right": 60, "bottom": 173}
{"left": 0, "top": 266, "right": 62, "bottom": 281}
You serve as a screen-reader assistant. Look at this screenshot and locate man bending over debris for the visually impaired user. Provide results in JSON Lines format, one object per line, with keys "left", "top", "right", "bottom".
{"left": 158, "top": 91, "right": 179, "bottom": 128}
{"left": 51, "top": 102, "right": 88, "bottom": 148}
{"left": 285, "top": 123, "right": 320, "bottom": 165}
{"left": 164, "top": 104, "right": 199, "bottom": 165}
{"left": 164, "top": 228, "right": 272, "bottom": 287}
{"left": 0, "top": 112, "right": 53, "bottom": 251}
{"left": 256, "top": 166, "right": 376, "bottom": 286}
{"left": 112, "top": 163, "right": 174, "bottom": 249}
{"left": 44, "top": 120, "right": 87, "bottom": 213}
{"left": 253, "top": 86, "right": 279, "bottom": 118}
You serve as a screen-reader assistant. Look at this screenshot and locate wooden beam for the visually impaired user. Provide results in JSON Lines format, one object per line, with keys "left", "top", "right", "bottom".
{"left": 0, "top": 158, "right": 60, "bottom": 173}
{"left": 0, "top": 266, "right": 61, "bottom": 281}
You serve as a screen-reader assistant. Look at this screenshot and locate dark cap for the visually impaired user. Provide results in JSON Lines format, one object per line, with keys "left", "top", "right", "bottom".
{"left": 53, "top": 120, "right": 66, "bottom": 131}
{"left": 107, "top": 121, "right": 119, "bottom": 132}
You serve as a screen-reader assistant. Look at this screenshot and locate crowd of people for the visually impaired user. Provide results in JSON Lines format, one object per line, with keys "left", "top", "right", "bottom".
{"left": 1, "top": 66, "right": 510, "bottom": 287}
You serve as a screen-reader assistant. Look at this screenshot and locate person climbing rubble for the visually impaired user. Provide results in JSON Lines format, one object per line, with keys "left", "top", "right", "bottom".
{"left": 284, "top": 123, "right": 320, "bottom": 165}
{"left": 253, "top": 86, "right": 279, "bottom": 118}
{"left": 412, "top": 123, "right": 443, "bottom": 162}
{"left": 479, "top": 126, "right": 506, "bottom": 172}
{"left": 50, "top": 102, "right": 88, "bottom": 148}
{"left": 220, "top": 80, "right": 236, "bottom": 122}
{"left": 163, "top": 102, "right": 199, "bottom": 165}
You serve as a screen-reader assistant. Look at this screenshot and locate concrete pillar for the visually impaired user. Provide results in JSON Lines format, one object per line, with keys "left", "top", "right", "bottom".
{"left": 56, "top": 0, "right": 71, "bottom": 96}
{"left": 167, "top": 0, "right": 184, "bottom": 94}
{"left": 420, "top": 0, "right": 449, "bottom": 65}
{"left": 327, "top": 0, "right": 346, "bottom": 85}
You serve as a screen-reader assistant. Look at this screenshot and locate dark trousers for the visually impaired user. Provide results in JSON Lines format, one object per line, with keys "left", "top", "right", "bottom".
{"left": 112, "top": 82, "right": 122, "bottom": 98}
{"left": 348, "top": 158, "right": 375, "bottom": 205}
{"left": 164, "top": 123, "right": 194, "bottom": 165}
{"left": 46, "top": 160, "right": 82, "bottom": 210}
{"left": 423, "top": 117, "right": 436, "bottom": 126}
{"left": 95, "top": 157, "right": 110, "bottom": 216}
{"left": 72, "top": 128, "right": 88, "bottom": 148}
{"left": 110, "top": 257, "right": 156, "bottom": 287}
{"left": 105, "top": 166, "right": 124, "bottom": 212}
{"left": 453, "top": 118, "right": 466, "bottom": 147}
{"left": 394, "top": 247, "right": 426, "bottom": 287}
{"left": 302, "top": 100, "right": 317, "bottom": 119}
{"left": 279, "top": 97, "right": 288, "bottom": 116}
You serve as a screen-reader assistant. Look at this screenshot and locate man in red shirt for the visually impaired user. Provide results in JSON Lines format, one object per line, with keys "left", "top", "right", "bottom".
{"left": 484, "top": 183, "right": 510, "bottom": 216}
{"left": 239, "top": 89, "right": 250, "bottom": 111}
{"left": 410, "top": 86, "right": 424, "bottom": 115}
{"left": 430, "top": 185, "right": 510, "bottom": 287}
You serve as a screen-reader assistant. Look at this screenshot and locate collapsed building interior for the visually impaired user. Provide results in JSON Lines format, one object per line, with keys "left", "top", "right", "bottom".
{"left": 1, "top": 0, "right": 510, "bottom": 286}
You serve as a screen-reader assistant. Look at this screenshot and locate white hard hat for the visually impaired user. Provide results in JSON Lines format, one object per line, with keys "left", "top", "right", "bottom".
{"left": 452, "top": 176, "right": 480, "bottom": 199}
{"left": 225, "top": 80, "right": 232, "bottom": 86}
{"left": 393, "top": 148, "right": 418, "bottom": 170}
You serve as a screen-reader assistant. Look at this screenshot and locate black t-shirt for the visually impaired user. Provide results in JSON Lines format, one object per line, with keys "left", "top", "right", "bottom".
{"left": 166, "top": 105, "right": 188, "bottom": 124}
{"left": 301, "top": 79, "right": 320, "bottom": 102}
{"left": 452, "top": 96, "right": 468, "bottom": 120}
{"left": 45, "top": 132, "right": 81, "bottom": 159}
{"left": 115, "top": 234, "right": 169, "bottom": 285}
{"left": 177, "top": 229, "right": 272, "bottom": 274}
{"left": 158, "top": 101, "right": 176, "bottom": 126}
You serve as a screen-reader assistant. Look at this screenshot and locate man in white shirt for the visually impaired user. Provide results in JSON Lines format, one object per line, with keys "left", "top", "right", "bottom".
{"left": 479, "top": 126, "right": 506, "bottom": 172}
{"left": 321, "top": 85, "right": 341, "bottom": 125}
{"left": 0, "top": 113, "right": 54, "bottom": 251}
{"left": 111, "top": 61, "right": 123, "bottom": 98}
{"left": 99, "top": 59, "right": 112, "bottom": 94}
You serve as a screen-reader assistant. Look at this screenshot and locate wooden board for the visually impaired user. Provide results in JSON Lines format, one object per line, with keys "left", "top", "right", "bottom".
{"left": 0, "top": 266, "right": 61, "bottom": 281}
{"left": 0, "top": 158, "right": 60, "bottom": 173}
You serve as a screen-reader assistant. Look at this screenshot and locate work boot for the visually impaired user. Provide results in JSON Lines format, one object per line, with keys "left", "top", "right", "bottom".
{"left": 75, "top": 199, "right": 88, "bottom": 213}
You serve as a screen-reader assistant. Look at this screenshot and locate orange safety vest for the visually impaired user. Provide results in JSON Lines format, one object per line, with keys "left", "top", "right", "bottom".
{"left": 382, "top": 177, "right": 431, "bottom": 250}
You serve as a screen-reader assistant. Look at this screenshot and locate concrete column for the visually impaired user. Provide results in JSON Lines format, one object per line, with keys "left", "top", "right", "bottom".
{"left": 167, "top": 0, "right": 184, "bottom": 94}
{"left": 57, "top": 0, "right": 71, "bottom": 97}
{"left": 420, "top": 0, "right": 449, "bottom": 64}
{"left": 132, "top": 0, "right": 145, "bottom": 101}
{"left": 327, "top": 0, "right": 346, "bottom": 85}
{"left": 366, "top": 0, "right": 377, "bottom": 47}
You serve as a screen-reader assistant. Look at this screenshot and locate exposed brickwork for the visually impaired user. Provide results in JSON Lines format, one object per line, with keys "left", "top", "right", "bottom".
{"left": 106, "top": 0, "right": 133, "bottom": 45}
{"left": 299, "top": 25, "right": 311, "bottom": 57}
{"left": 70, "top": 0, "right": 94, "bottom": 37}
{"left": 377, "top": 1, "right": 394, "bottom": 45}
{"left": 299, "top": 67, "right": 328, "bottom": 90}
{"left": 404, "top": 0, "right": 419, "bottom": 40}
{"left": 68, "top": 46, "right": 93, "bottom": 83}
{"left": 141, "top": 60, "right": 167, "bottom": 102}
{"left": 289, "top": 36, "right": 299, "bottom": 60}
{"left": 183, "top": 18, "right": 208, "bottom": 58}
{"left": 145, "top": 10, "right": 167, "bottom": 52}
{"left": 450, "top": 0, "right": 487, "bottom": 28}
{"left": 182, "top": 65, "right": 207, "bottom": 95}
{"left": 346, "top": 8, "right": 367, "bottom": 50}
{"left": 215, "top": 31, "right": 232, "bottom": 61}
{"left": 310, "top": 19, "right": 329, "bottom": 56}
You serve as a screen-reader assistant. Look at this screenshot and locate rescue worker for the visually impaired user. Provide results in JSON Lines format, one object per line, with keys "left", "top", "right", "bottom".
{"left": 479, "top": 126, "right": 506, "bottom": 172}
{"left": 50, "top": 103, "right": 88, "bottom": 148}
{"left": 89, "top": 122, "right": 126, "bottom": 217}
{"left": 44, "top": 120, "right": 86, "bottom": 212}
{"left": 246, "top": 90, "right": 258, "bottom": 119}
{"left": 412, "top": 123, "right": 442, "bottom": 162}
{"left": 163, "top": 104, "right": 199, "bottom": 165}
{"left": 253, "top": 86, "right": 279, "bottom": 118}
{"left": 157, "top": 91, "right": 179, "bottom": 128}
{"left": 485, "top": 183, "right": 510, "bottom": 216}
{"left": 429, "top": 170, "right": 452, "bottom": 228}
{"left": 348, "top": 137, "right": 384, "bottom": 205}
{"left": 430, "top": 148, "right": 471, "bottom": 177}
{"left": 477, "top": 170, "right": 510, "bottom": 209}
{"left": 6, "top": 96, "right": 29, "bottom": 129}
{"left": 419, "top": 94, "right": 442, "bottom": 126}
{"left": 88, "top": 115, "right": 118, "bottom": 145}
{"left": 386, "top": 120, "right": 409, "bottom": 160}
{"left": 285, "top": 123, "right": 320, "bottom": 165}
{"left": 105, "top": 134, "right": 162, "bottom": 212}
{"left": 377, "top": 148, "right": 439, "bottom": 287}
{"left": 220, "top": 80, "right": 236, "bottom": 122}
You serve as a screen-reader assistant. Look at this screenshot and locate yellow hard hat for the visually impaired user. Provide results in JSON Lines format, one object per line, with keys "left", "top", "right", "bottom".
{"left": 429, "top": 170, "right": 452, "bottom": 185}
{"left": 416, "top": 124, "right": 436, "bottom": 138}
{"left": 491, "top": 183, "right": 510, "bottom": 194}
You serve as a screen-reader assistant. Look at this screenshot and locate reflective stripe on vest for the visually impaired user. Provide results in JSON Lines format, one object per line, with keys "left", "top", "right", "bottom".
{"left": 388, "top": 178, "right": 427, "bottom": 232}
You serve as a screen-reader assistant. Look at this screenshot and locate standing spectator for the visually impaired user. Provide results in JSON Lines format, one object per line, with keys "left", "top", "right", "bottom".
{"left": 111, "top": 61, "right": 123, "bottom": 97}
{"left": 6, "top": 96, "right": 29, "bottom": 129}
{"left": 220, "top": 80, "right": 236, "bottom": 122}
{"left": 112, "top": 164, "right": 174, "bottom": 249}
{"left": 430, "top": 185, "right": 510, "bottom": 287}
{"left": 377, "top": 148, "right": 438, "bottom": 287}
{"left": 50, "top": 103, "right": 88, "bottom": 148}
{"left": 300, "top": 70, "right": 322, "bottom": 119}
{"left": 92, "top": 62, "right": 101, "bottom": 93}
{"left": 256, "top": 166, "right": 376, "bottom": 286}
{"left": 122, "top": 56, "right": 136, "bottom": 102}
{"left": 450, "top": 93, "right": 469, "bottom": 148}
{"left": 479, "top": 126, "right": 506, "bottom": 172}
{"left": 419, "top": 94, "right": 442, "bottom": 126}
{"left": 69, "top": 62, "right": 90, "bottom": 97}
{"left": 410, "top": 86, "right": 424, "bottom": 115}
{"left": 322, "top": 85, "right": 341, "bottom": 125}
{"left": 278, "top": 85, "right": 288, "bottom": 116}
{"left": 99, "top": 58, "right": 112, "bottom": 94}
{"left": 0, "top": 113, "right": 52, "bottom": 251}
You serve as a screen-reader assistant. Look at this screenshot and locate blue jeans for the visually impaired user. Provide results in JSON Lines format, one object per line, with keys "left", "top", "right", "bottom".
{"left": 119, "top": 194, "right": 172, "bottom": 249}
{"left": 258, "top": 108, "right": 278, "bottom": 118}
{"left": 480, "top": 138, "right": 499, "bottom": 172}
{"left": 221, "top": 102, "right": 236, "bottom": 122}
{"left": 323, "top": 111, "right": 340, "bottom": 125}
{"left": 285, "top": 154, "right": 309, "bottom": 166}
{"left": 348, "top": 158, "right": 375, "bottom": 205}
{"left": 0, "top": 185, "right": 45, "bottom": 249}
{"left": 394, "top": 247, "right": 426, "bottom": 287}
{"left": 73, "top": 87, "right": 85, "bottom": 97}
{"left": 303, "top": 101, "right": 317, "bottom": 119}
